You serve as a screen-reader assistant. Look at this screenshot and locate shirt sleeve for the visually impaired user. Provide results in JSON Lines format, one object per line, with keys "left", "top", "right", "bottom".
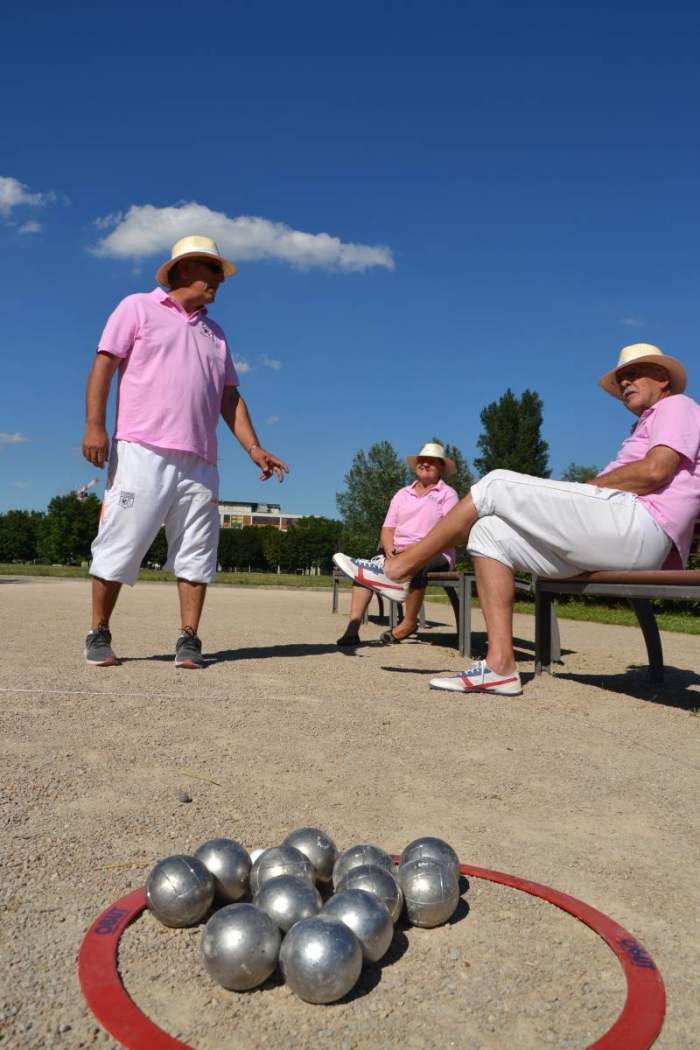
{"left": 383, "top": 490, "right": 403, "bottom": 529}
{"left": 441, "top": 485, "right": 459, "bottom": 515}
{"left": 96, "top": 295, "right": 141, "bottom": 359}
{"left": 647, "top": 396, "right": 700, "bottom": 466}
{"left": 224, "top": 348, "right": 239, "bottom": 387}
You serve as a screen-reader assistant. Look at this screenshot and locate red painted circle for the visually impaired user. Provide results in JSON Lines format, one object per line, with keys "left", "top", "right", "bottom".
{"left": 78, "top": 861, "right": 665, "bottom": 1050}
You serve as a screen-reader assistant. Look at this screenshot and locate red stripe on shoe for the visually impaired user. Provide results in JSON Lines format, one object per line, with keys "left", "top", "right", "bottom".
{"left": 356, "top": 566, "right": 406, "bottom": 592}
{"left": 460, "top": 674, "right": 519, "bottom": 690}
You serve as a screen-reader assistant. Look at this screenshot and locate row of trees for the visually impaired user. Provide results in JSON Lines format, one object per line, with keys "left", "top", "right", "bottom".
{"left": 0, "top": 387, "right": 609, "bottom": 571}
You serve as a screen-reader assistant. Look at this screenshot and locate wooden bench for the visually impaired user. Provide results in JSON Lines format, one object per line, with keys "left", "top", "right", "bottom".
{"left": 533, "top": 570, "right": 700, "bottom": 682}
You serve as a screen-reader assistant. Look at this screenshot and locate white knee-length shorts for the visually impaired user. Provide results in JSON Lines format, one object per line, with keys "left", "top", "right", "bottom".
{"left": 467, "top": 470, "right": 672, "bottom": 578}
{"left": 90, "top": 441, "right": 220, "bottom": 586}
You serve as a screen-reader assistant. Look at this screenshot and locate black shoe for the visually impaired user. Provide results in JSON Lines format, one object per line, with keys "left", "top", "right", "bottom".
{"left": 380, "top": 629, "right": 402, "bottom": 645}
{"left": 336, "top": 631, "right": 361, "bottom": 648}
{"left": 175, "top": 631, "right": 205, "bottom": 669}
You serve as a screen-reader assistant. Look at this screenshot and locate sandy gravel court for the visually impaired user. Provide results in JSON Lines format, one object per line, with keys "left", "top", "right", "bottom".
{"left": 1, "top": 577, "right": 699, "bottom": 1049}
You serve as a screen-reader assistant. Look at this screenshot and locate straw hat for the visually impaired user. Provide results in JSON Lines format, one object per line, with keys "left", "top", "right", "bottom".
{"left": 598, "top": 343, "right": 686, "bottom": 400}
{"left": 406, "top": 442, "right": 456, "bottom": 478}
{"left": 155, "top": 235, "right": 237, "bottom": 288}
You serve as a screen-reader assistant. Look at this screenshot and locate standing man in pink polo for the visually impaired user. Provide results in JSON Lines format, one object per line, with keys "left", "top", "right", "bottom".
{"left": 82, "top": 235, "right": 288, "bottom": 668}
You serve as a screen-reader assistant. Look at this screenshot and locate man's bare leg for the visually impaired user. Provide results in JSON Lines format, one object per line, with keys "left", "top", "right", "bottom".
{"left": 177, "top": 579, "right": 207, "bottom": 633}
{"left": 390, "top": 585, "right": 425, "bottom": 639}
{"left": 473, "top": 557, "right": 517, "bottom": 674}
{"left": 345, "top": 585, "right": 373, "bottom": 635}
{"left": 91, "top": 577, "right": 122, "bottom": 629}
{"left": 385, "top": 495, "right": 479, "bottom": 581}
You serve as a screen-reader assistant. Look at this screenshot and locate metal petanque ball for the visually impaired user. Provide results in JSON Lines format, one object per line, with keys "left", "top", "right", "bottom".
{"left": 195, "top": 838, "right": 251, "bottom": 903}
{"left": 323, "top": 889, "right": 393, "bottom": 962}
{"left": 280, "top": 915, "right": 362, "bottom": 1004}
{"left": 332, "top": 844, "right": 397, "bottom": 889}
{"left": 201, "top": 903, "right": 281, "bottom": 991}
{"left": 336, "top": 863, "right": 404, "bottom": 923}
{"left": 282, "top": 827, "right": 338, "bottom": 883}
{"left": 254, "top": 874, "right": 322, "bottom": 932}
{"left": 400, "top": 836, "right": 461, "bottom": 881}
{"left": 249, "top": 845, "right": 316, "bottom": 896}
{"left": 145, "top": 854, "right": 215, "bottom": 928}
{"left": 399, "top": 857, "right": 460, "bottom": 928}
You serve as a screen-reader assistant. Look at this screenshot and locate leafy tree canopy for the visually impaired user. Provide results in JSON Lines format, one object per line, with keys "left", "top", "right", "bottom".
{"left": 561, "top": 462, "right": 600, "bottom": 483}
{"left": 473, "top": 388, "right": 550, "bottom": 478}
{"left": 336, "top": 441, "right": 409, "bottom": 552}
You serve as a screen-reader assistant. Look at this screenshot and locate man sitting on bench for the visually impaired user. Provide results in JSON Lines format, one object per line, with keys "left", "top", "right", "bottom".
{"left": 338, "top": 344, "right": 700, "bottom": 695}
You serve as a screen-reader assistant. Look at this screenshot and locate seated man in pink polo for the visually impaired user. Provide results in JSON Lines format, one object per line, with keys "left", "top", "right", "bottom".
{"left": 334, "top": 442, "right": 459, "bottom": 646}
{"left": 335, "top": 345, "right": 700, "bottom": 695}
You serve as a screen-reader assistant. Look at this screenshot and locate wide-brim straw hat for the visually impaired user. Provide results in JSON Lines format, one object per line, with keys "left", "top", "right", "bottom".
{"left": 155, "top": 235, "right": 237, "bottom": 288}
{"left": 598, "top": 343, "right": 687, "bottom": 399}
{"left": 406, "top": 441, "right": 456, "bottom": 478}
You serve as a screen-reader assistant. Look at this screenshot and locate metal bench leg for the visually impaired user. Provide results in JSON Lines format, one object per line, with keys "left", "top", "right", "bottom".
{"left": 629, "top": 598, "right": 664, "bottom": 683}
{"left": 535, "top": 586, "right": 553, "bottom": 674}
{"left": 550, "top": 602, "right": 561, "bottom": 664}
{"left": 390, "top": 601, "right": 402, "bottom": 629}
{"left": 332, "top": 575, "right": 339, "bottom": 613}
{"left": 459, "top": 574, "right": 472, "bottom": 659}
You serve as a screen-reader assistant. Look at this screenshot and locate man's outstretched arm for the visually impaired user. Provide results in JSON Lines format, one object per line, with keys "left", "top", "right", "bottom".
{"left": 591, "top": 445, "right": 681, "bottom": 495}
{"left": 220, "top": 386, "right": 289, "bottom": 482}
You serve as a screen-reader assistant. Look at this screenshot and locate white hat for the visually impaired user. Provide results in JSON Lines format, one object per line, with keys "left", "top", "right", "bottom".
{"left": 406, "top": 441, "right": 456, "bottom": 478}
{"left": 598, "top": 343, "right": 687, "bottom": 400}
{"left": 155, "top": 235, "right": 237, "bottom": 288}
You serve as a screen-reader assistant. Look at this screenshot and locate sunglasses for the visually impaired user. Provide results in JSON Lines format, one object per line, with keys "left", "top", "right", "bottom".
{"left": 197, "top": 259, "right": 224, "bottom": 277}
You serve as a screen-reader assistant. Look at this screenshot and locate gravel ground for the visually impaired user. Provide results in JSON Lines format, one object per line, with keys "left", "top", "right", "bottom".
{"left": 1, "top": 577, "right": 698, "bottom": 1049}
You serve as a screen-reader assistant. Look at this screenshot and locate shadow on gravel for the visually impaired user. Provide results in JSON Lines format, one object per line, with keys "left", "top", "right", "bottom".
{"left": 339, "top": 927, "right": 411, "bottom": 1003}
{"left": 0, "top": 577, "right": 30, "bottom": 584}
{"left": 123, "top": 643, "right": 361, "bottom": 664}
{"left": 553, "top": 666, "right": 700, "bottom": 710}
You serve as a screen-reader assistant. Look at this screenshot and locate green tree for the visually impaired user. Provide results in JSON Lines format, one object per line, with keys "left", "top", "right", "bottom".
{"left": 561, "top": 462, "right": 599, "bottom": 483}
{"left": 36, "top": 493, "right": 101, "bottom": 564}
{"left": 473, "top": 388, "right": 550, "bottom": 478}
{"left": 217, "top": 526, "right": 266, "bottom": 571}
{"left": 285, "top": 516, "right": 342, "bottom": 573}
{"left": 261, "top": 526, "right": 289, "bottom": 572}
{"left": 432, "top": 436, "right": 474, "bottom": 496}
{"left": 0, "top": 509, "right": 45, "bottom": 562}
{"left": 336, "top": 441, "right": 409, "bottom": 553}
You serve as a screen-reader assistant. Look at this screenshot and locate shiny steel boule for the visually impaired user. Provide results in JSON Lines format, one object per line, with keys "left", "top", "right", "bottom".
{"left": 249, "top": 845, "right": 316, "bottom": 896}
{"left": 400, "top": 836, "right": 461, "bottom": 880}
{"left": 145, "top": 854, "right": 215, "bottom": 928}
{"left": 282, "top": 827, "right": 338, "bottom": 883}
{"left": 254, "top": 874, "right": 322, "bottom": 932}
{"left": 323, "top": 889, "right": 393, "bottom": 962}
{"left": 201, "top": 903, "right": 281, "bottom": 990}
{"left": 336, "top": 863, "right": 404, "bottom": 923}
{"left": 399, "top": 857, "right": 460, "bottom": 928}
{"left": 280, "top": 915, "right": 362, "bottom": 1004}
{"left": 332, "top": 844, "right": 397, "bottom": 889}
{"left": 195, "top": 838, "right": 251, "bottom": 902}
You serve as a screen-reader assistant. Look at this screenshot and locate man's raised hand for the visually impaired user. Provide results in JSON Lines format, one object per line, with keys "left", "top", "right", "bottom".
{"left": 250, "top": 446, "right": 289, "bottom": 483}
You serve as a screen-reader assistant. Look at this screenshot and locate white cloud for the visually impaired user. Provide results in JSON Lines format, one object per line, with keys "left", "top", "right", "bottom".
{"left": 0, "top": 432, "right": 28, "bottom": 445}
{"left": 17, "top": 220, "right": 42, "bottom": 235}
{"left": 234, "top": 357, "right": 252, "bottom": 374}
{"left": 0, "top": 176, "right": 54, "bottom": 218}
{"left": 265, "top": 415, "right": 281, "bottom": 426}
{"left": 91, "top": 202, "right": 395, "bottom": 273}
{"left": 621, "top": 315, "right": 645, "bottom": 328}
{"left": 261, "top": 355, "right": 282, "bottom": 370}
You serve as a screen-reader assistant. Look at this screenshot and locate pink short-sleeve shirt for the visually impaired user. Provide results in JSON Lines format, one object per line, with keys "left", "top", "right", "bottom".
{"left": 383, "top": 479, "right": 459, "bottom": 567}
{"left": 601, "top": 393, "right": 700, "bottom": 567}
{"left": 97, "top": 288, "right": 239, "bottom": 465}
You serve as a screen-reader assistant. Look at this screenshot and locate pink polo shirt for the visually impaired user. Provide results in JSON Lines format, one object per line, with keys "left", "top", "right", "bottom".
{"left": 601, "top": 393, "right": 700, "bottom": 567}
{"left": 96, "top": 288, "right": 238, "bottom": 465}
{"left": 384, "top": 479, "right": 459, "bottom": 568}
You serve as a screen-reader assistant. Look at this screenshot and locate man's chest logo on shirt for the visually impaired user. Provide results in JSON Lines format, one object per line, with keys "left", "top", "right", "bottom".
{"left": 119, "top": 491, "right": 135, "bottom": 509}
{"left": 199, "top": 324, "right": 217, "bottom": 344}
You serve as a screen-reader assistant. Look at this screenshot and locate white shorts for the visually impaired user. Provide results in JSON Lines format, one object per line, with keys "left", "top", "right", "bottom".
{"left": 467, "top": 470, "right": 672, "bottom": 578}
{"left": 90, "top": 441, "right": 220, "bottom": 586}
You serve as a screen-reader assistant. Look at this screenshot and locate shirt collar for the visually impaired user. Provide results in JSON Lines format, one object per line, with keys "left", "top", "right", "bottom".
{"left": 151, "top": 287, "right": 207, "bottom": 320}
{"left": 408, "top": 478, "right": 445, "bottom": 496}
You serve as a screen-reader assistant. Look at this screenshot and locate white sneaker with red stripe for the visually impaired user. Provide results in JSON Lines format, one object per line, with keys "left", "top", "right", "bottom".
{"left": 333, "top": 552, "right": 410, "bottom": 604}
{"left": 429, "top": 660, "right": 522, "bottom": 695}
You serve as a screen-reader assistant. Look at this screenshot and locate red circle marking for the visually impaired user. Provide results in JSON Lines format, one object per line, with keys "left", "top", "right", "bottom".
{"left": 78, "top": 862, "right": 665, "bottom": 1050}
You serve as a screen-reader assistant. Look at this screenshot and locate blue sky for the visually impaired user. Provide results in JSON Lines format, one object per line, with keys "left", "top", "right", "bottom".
{"left": 1, "top": 1, "right": 698, "bottom": 516}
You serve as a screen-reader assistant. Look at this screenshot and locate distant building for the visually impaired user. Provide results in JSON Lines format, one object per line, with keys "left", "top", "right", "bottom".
{"left": 218, "top": 499, "right": 302, "bottom": 531}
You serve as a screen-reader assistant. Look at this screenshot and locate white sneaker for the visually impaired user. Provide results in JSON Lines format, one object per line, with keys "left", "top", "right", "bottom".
{"left": 430, "top": 660, "right": 522, "bottom": 696}
{"left": 333, "top": 552, "right": 410, "bottom": 604}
